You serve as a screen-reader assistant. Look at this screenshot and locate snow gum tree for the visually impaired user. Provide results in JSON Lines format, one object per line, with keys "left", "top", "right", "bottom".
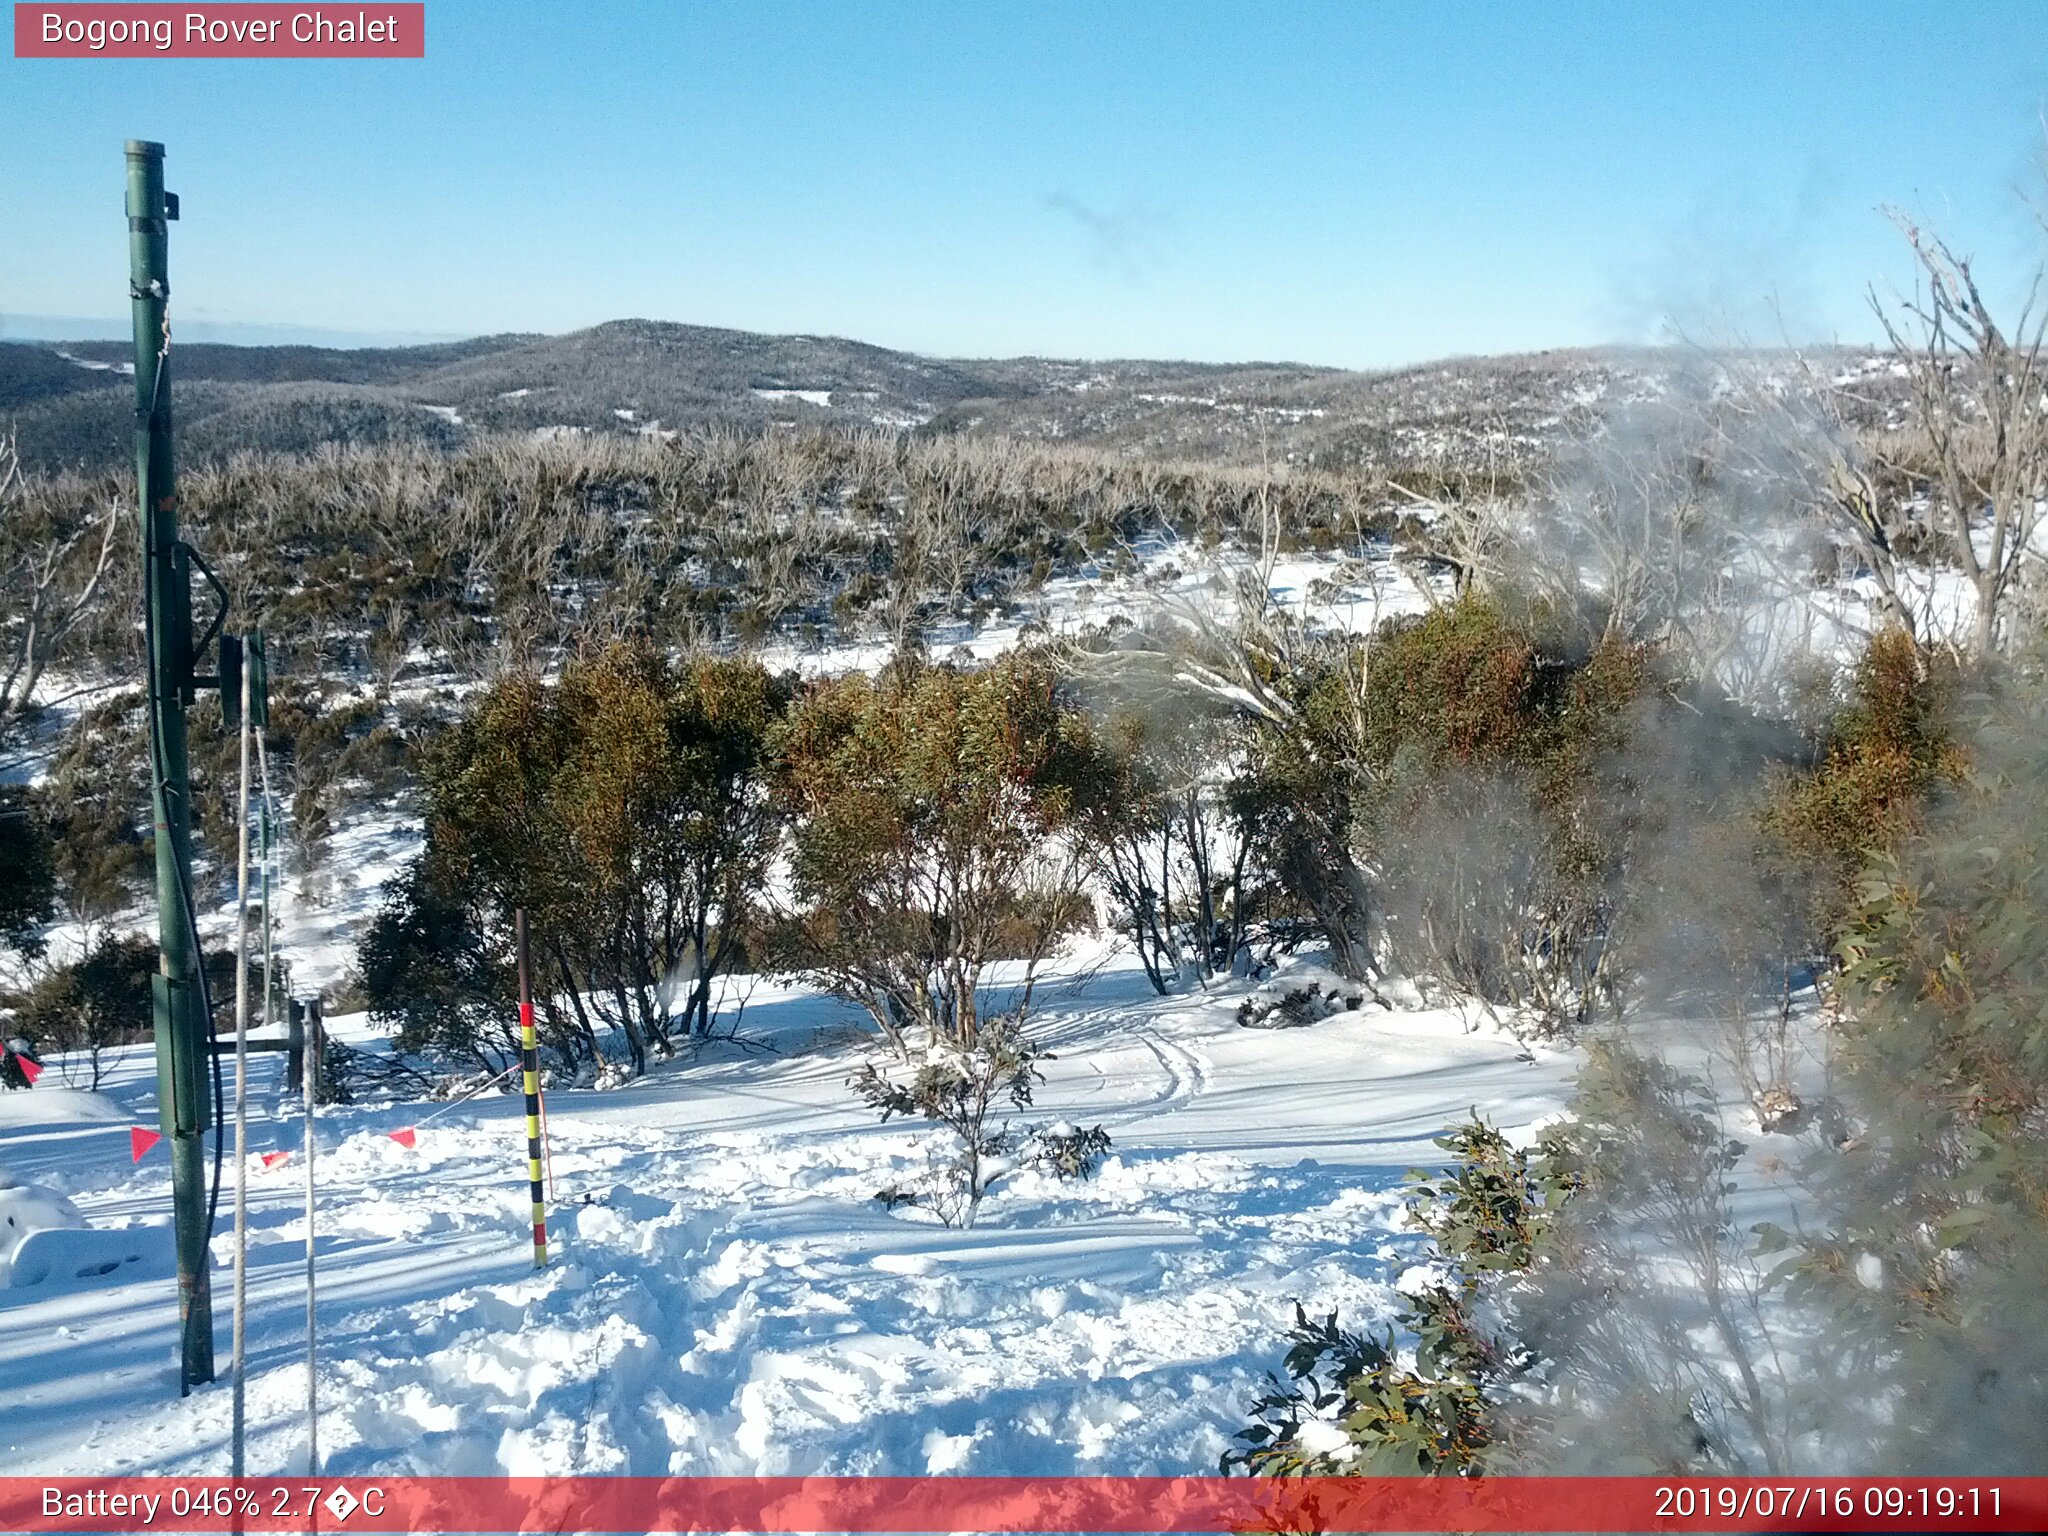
{"left": 1063, "top": 705, "right": 1261, "bottom": 994}
{"left": 357, "top": 852, "right": 520, "bottom": 1072}
{"left": 415, "top": 642, "right": 788, "bottom": 1075}
{"left": 1094, "top": 582, "right": 1653, "bottom": 1006}
{"left": 1831, "top": 221, "right": 2048, "bottom": 658}
{"left": 1354, "top": 598, "right": 1650, "bottom": 1023}
{"left": 775, "top": 653, "right": 1092, "bottom": 1048}
{"left": 34, "top": 695, "right": 154, "bottom": 939}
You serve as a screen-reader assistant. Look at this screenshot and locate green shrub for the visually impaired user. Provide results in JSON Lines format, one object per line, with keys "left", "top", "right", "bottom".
{"left": 851, "top": 1014, "right": 1107, "bottom": 1228}
{"left": 357, "top": 852, "right": 517, "bottom": 1072}
{"left": 5, "top": 935, "right": 253, "bottom": 1091}
{"left": 0, "top": 787, "right": 57, "bottom": 958}
{"left": 1764, "top": 626, "right": 1962, "bottom": 930}
{"left": 1777, "top": 661, "right": 2048, "bottom": 1473}
{"left": 1355, "top": 595, "right": 1654, "bottom": 1021}
{"left": 1225, "top": 1118, "right": 1577, "bottom": 1476}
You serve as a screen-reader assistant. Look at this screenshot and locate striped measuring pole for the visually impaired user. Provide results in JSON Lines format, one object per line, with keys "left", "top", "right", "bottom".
{"left": 515, "top": 909, "right": 547, "bottom": 1269}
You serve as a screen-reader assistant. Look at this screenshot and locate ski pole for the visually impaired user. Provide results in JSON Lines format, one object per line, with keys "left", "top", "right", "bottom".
{"left": 230, "top": 645, "right": 252, "bottom": 1478}
{"left": 303, "top": 999, "right": 319, "bottom": 1476}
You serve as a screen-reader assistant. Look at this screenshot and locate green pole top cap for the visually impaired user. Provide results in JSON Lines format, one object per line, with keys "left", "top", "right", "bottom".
{"left": 126, "top": 139, "right": 166, "bottom": 158}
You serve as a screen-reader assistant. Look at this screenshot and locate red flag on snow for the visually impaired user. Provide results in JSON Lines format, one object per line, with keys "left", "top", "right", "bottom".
{"left": 15, "top": 1054, "right": 40, "bottom": 1086}
{"left": 130, "top": 1126, "right": 162, "bottom": 1162}
{"left": 388, "top": 1127, "right": 417, "bottom": 1149}
{"left": 261, "top": 1150, "right": 291, "bottom": 1170}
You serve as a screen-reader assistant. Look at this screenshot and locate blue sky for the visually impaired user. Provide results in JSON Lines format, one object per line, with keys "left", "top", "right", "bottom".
{"left": 4, "top": 1, "right": 2046, "bottom": 365}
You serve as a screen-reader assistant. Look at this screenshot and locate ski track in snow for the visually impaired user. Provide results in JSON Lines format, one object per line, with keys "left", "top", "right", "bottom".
{"left": 0, "top": 950, "right": 1575, "bottom": 1477}
{"left": 1130, "top": 1029, "right": 1208, "bottom": 1123}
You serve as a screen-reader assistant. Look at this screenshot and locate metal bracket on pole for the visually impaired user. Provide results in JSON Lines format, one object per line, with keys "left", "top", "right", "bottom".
{"left": 218, "top": 635, "right": 243, "bottom": 732}
{"left": 248, "top": 629, "right": 270, "bottom": 728}
{"left": 181, "top": 542, "right": 232, "bottom": 704}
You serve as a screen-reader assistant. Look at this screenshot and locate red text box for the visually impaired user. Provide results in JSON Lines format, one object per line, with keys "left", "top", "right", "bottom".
{"left": 14, "top": 4, "right": 424, "bottom": 58}
{"left": 2, "top": 1476, "right": 2047, "bottom": 1534}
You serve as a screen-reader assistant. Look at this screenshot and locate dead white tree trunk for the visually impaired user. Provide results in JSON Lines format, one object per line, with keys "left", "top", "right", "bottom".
{"left": 1870, "top": 215, "right": 2048, "bottom": 657}
{"left": 0, "top": 435, "right": 119, "bottom": 733}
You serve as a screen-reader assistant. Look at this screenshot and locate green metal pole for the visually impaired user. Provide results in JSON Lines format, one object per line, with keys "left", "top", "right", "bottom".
{"left": 128, "top": 138, "right": 215, "bottom": 1393}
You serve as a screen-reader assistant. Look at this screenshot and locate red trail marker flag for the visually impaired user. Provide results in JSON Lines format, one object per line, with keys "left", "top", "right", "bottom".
{"left": 129, "top": 1126, "right": 162, "bottom": 1162}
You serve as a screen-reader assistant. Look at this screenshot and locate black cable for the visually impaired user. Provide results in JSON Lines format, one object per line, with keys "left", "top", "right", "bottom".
{"left": 179, "top": 840, "right": 227, "bottom": 1240}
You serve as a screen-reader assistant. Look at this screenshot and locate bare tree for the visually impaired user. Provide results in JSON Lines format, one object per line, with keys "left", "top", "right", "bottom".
{"left": 0, "top": 433, "right": 119, "bottom": 739}
{"left": 1071, "top": 478, "right": 1384, "bottom": 980}
{"left": 1072, "top": 708, "right": 1257, "bottom": 992}
{"left": 1776, "top": 217, "right": 2048, "bottom": 660}
{"left": 1872, "top": 216, "right": 2047, "bottom": 656}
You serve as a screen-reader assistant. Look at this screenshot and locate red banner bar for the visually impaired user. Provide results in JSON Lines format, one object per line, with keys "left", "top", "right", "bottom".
{"left": 13, "top": 5, "right": 424, "bottom": 58}
{"left": 3, "top": 1476, "right": 2045, "bottom": 1533}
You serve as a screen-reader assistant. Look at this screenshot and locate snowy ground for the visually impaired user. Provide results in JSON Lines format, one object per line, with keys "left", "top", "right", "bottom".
{"left": 0, "top": 945, "right": 1576, "bottom": 1477}
{"left": 756, "top": 541, "right": 1443, "bottom": 678}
